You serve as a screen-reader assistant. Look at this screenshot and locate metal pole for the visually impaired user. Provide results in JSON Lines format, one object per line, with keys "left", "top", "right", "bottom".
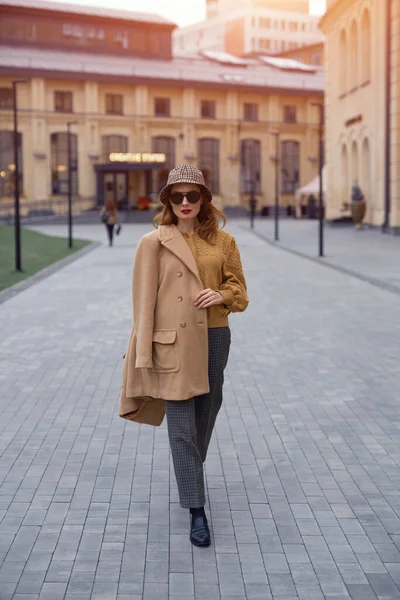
{"left": 67, "top": 121, "right": 77, "bottom": 248}
{"left": 318, "top": 105, "right": 324, "bottom": 257}
{"left": 383, "top": 0, "right": 392, "bottom": 232}
{"left": 273, "top": 133, "right": 280, "bottom": 241}
{"left": 13, "top": 81, "right": 22, "bottom": 272}
{"left": 67, "top": 123, "right": 72, "bottom": 249}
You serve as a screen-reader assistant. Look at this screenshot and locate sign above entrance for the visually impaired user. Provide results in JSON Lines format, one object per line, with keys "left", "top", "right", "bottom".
{"left": 109, "top": 152, "right": 166, "bottom": 163}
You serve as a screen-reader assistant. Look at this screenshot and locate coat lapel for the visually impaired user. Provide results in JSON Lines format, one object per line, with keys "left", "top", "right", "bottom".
{"left": 159, "top": 225, "right": 202, "bottom": 285}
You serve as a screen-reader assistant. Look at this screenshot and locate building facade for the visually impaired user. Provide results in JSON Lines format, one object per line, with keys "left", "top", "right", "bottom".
{"left": 0, "top": 0, "right": 324, "bottom": 216}
{"left": 206, "top": 0, "right": 310, "bottom": 20}
{"left": 277, "top": 42, "right": 324, "bottom": 67}
{"left": 173, "top": 4, "right": 323, "bottom": 58}
{"left": 320, "top": 0, "right": 400, "bottom": 230}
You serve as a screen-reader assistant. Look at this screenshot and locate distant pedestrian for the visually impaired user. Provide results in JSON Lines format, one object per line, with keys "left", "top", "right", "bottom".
{"left": 100, "top": 200, "right": 120, "bottom": 246}
{"left": 119, "top": 164, "right": 249, "bottom": 548}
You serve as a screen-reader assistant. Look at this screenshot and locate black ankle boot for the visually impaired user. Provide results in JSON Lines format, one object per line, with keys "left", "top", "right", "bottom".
{"left": 189, "top": 507, "right": 211, "bottom": 547}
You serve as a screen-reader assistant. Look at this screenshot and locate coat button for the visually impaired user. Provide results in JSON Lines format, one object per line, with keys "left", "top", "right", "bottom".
{"left": 180, "top": 322, "right": 187, "bottom": 328}
{"left": 178, "top": 296, "right": 183, "bottom": 302}
{"left": 177, "top": 271, "right": 183, "bottom": 277}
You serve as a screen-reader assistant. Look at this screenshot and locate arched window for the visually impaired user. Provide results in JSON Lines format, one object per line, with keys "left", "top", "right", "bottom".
{"left": 350, "top": 20, "right": 358, "bottom": 88}
{"left": 240, "top": 139, "right": 261, "bottom": 193}
{"left": 102, "top": 135, "right": 128, "bottom": 162}
{"left": 341, "top": 144, "right": 348, "bottom": 207}
{"left": 0, "top": 130, "right": 23, "bottom": 198}
{"left": 339, "top": 29, "right": 347, "bottom": 94}
{"left": 281, "top": 141, "right": 300, "bottom": 193}
{"left": 351, "top": 140, "right": 359, "bottom": 184}
{"left": 51, "top": 133, "right": 78, "bottom": 195}
{"left": 152, "top": 136, "right": 176, "bottom": 192}
{"left": 198, "top": 138, "right": 220, "bottom": 194}
{"left": 361, "top": 9, "right": 371, "bottom": 83}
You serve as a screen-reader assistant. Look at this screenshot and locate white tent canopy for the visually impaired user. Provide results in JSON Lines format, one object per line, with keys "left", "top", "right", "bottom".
{"left": 295, "top": 165, "right": 327, "bottom": 200}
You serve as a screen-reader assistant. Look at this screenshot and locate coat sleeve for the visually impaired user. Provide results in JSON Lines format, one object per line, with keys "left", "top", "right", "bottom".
{"left": 218, "top": 237, "right": 249, "bottom": 313}
{"left": 132, "top": 235, "right": 159, "bottom": 368}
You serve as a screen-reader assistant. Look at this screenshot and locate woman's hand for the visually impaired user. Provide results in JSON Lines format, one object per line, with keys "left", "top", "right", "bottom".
{"left": 194, "top": 289, "right": 223, "bottom": 309}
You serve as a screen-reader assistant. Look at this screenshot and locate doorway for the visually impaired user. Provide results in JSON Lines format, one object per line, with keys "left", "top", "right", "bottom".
{"left": 104, "top": 172, "right": 128, "bottom": 209}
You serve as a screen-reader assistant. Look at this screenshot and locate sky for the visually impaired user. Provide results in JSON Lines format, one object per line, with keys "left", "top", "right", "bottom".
{"left": 54, "top": 0, "right": 327, "bottom": 27}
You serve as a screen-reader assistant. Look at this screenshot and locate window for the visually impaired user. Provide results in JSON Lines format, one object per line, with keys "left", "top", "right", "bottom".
{"left": 361, "top": 9, "right": 371, "bottom": 82}
{"left": 102, "top": 135, "right": 128, "bottom": 162}
{"left": 339, "top": 29, "right": 347, "bottom": 94}
{"left": 283, "top": 106, "right": 297, "bottom": 124}
{"left": 0, "top": 88, "right": 13, "bottom": 110}
{"left": 241, "top": 140, "right": 261, "bottom": 194}
{"left": 350, "top": 19, "right": 358, "bottom": 86}
{"left": 244, "top": 103, "right": 259, "bottom": 122}
{"left": 260, "top": 17, "right": 270, "bottom": 28}
{"left": 201, "top": 100, "right": 216, "bottom": 119}
{"left": 105, "top": 94, "right": 123, "bottom": 115}
{"left": 152, "top": 136, "right": 176, "bottom": 192}
{"left": 281, "top": 141, "right": 300, "bottom": 194}
{"left": 198, "top": 138, "right": 220, "bottom": 194}
{"left": 154, "top": 97, "right": 171, "bottom": 117}
{"left": 0, "top": 130, "right": 22, "bottom": 198}
{"left": 54, "top": 91, "right": 73, "bottom": 113}
{"left": 51, "top": 132, "right": 78, "bottom": 195}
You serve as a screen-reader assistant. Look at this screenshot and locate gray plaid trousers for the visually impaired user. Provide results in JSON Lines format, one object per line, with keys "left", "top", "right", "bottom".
{"left": 165, "top": 327, "right": 231, "bottom": 508}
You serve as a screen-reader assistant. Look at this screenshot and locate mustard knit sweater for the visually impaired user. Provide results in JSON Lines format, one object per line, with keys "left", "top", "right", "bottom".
{"left": 182, "top": 229, "right": 249, "bottom": 328}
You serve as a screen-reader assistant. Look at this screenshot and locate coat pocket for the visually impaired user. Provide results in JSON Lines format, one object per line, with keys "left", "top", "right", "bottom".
{"left": 152, "top": 329, "right": 180, "bottom": 373}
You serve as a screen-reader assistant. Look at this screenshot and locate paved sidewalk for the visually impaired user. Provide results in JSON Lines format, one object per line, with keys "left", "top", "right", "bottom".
{"left": 1, "top": 223, "right": 400, "bottom": 600}
{"left": 240, "top": 218, "right": 400, "bottom": 294}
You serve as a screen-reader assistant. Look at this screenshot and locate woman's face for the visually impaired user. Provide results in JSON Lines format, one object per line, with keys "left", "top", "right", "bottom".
{"left": 169, "top": 183, "right": 203, "bottom": 222}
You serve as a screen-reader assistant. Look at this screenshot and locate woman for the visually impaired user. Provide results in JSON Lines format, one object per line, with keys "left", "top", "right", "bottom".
{"left": 100, "top": 199, "right": 120, "bottom": 246}
{"left": 119, "top": 164, "right": 249, "bottom": 547}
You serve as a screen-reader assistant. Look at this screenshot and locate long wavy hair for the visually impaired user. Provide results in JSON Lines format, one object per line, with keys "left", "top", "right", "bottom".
{"left": 153, "top": 189, "right": 226, "bottom": 243}
{"left": 105, "top": 200, "right": 117, "bottom": 213}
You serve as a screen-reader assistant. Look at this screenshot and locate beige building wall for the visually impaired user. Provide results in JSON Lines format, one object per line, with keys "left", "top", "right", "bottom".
{"left": 0, "top": 75, "right": 321, "bottom": 212}
{"left": 321, "top": 0, "right": 400, "bottom": 229}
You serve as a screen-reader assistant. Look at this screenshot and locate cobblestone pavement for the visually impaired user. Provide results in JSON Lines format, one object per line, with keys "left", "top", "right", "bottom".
{"left": 239, "top": 218, "right": 400, "bottom": 294}
{"left": 1, "top": 223, "right": 400, "bottom": 600}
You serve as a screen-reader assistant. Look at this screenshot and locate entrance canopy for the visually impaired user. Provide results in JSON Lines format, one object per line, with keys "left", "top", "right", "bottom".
{"left": 295, "top": 165, "right": 327, "bottom": 200}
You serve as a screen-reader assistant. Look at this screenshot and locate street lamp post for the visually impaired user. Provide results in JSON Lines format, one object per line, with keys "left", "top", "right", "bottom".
{"left": 312, "top": 103, "right": 324, "bottom": 257}
{"left": 270, "top": 132, "right": 280, "bottom": 241}
{"left": 67, "top": 121, "right": 78, "bottom": 249}
{"left": 12, "top": 79, "right": 28, "bottom": 272}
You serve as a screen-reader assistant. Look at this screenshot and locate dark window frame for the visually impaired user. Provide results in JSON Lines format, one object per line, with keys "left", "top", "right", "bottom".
{"left": 283, "top": 105, "right": 297, "bottom": 124}
{"left": 240, "top": 139, "right": 261, "bottom": 194}
{"left": 54, "top": 91, "right": 73, "bottom": 113}
{"left": 0, "top": 88, "right": 13, "bottom": 110}
{"left": 102, "top": 135, "right": 128, "bottom": 162}
{"left": 105, "top": 94, "right": 123, "bottom": 115}
{"left": 243, "top": 103, "right": 259, "bottom": 122}
{"left": 281, "top": 140, "right": 300, "bottom": 194}
{"left": 154, "top": 97, "right": 171, "bottom": 117}
{"left": 0, "top": 130, "right": 23, "bottom": 198}
{"left": 152, "top": 136, "right": 176, "bottom": 192}
{"left": 198, "top": 138, "right": 220, "bottom": 194}
{"left": 200, "top": 100, "right": 216, "bottom": 119}
{"left": 51, "top": 132, "right": 78, "bottom": 195}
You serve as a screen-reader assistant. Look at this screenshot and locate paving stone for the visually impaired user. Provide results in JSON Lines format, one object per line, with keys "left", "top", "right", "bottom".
{"left": 2, "top": 223, "right": 400, "bottom": 600}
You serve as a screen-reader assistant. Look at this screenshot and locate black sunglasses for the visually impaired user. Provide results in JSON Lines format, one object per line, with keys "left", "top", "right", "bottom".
{"left": 170, "top": 191, "right": 201, "bottom": 205}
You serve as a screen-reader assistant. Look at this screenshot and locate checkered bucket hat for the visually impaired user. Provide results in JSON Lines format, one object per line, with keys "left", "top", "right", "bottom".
{"left": 159, "top": 164, "right": 213, "bottom": 205}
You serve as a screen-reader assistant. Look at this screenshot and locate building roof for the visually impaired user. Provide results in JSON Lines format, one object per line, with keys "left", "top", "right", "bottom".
{"left": 0, "top": 0, "right": 176, "bottom": 26}
{"left": 0, "top": 45, "right": 324, "bottom": 95}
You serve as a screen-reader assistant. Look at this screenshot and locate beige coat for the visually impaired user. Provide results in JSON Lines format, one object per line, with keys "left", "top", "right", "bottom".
{"left": 119, "top": 225, "right": 210, "bottom": 426}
